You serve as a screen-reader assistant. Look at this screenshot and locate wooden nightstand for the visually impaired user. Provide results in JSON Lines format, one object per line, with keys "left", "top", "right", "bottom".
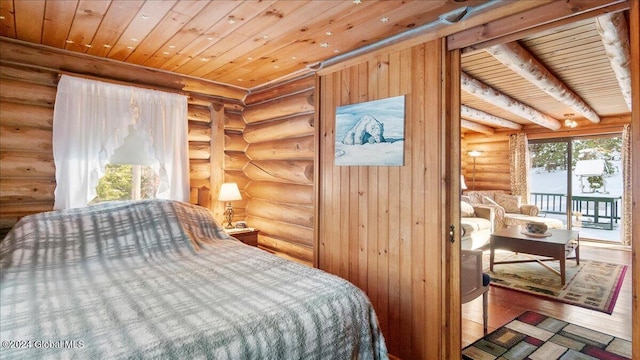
{"left": 226, "top": 228, "right": 260, "bottom": 247}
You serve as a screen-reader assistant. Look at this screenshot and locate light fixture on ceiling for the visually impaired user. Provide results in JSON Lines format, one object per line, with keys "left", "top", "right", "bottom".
{"left": 564, "top": 113, "right": 578, "bottom": 128}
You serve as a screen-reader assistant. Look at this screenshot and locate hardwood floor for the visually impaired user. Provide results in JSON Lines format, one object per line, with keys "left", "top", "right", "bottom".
{"left": 461, "top": 242, "right": 633, "bottom": 348}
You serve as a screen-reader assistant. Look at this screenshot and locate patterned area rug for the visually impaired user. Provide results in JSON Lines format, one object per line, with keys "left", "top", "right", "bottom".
{"left": 485, "top": 252, "right": 627, "bottom": 314}
{"left": 463, "top": 311, "right": 632, "bottom": 359}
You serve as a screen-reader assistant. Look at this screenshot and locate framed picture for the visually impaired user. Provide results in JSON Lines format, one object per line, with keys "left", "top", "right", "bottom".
{"left": 335, "top": 95, "right": 405, "bottom": 166}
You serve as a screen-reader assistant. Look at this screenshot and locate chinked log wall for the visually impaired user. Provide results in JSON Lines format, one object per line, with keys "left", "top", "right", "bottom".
{"left": 0, "top": 62, "right": 230, "bottom": 233}
{"left": 238, "top": 75, "right": 316, "bottom": 266}
{"left": 461, "top": 115, "right": 631, "bottom": 193}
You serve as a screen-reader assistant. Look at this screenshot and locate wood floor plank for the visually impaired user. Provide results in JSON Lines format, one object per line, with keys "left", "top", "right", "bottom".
{"left": 462, "top": 243, "right": 632, "bottom": 347}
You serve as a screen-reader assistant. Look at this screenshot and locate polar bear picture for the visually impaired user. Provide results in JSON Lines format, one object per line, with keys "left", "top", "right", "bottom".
{"left": 342, "top": 115, "right": 386, "bottom": 145}
{"left": 335, "top": 95, "right": 405, "bottom": 166}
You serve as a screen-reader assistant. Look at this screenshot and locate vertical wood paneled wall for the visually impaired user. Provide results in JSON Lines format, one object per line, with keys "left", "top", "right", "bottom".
{"left": 317, "top": 40, "right": 446, "bottom": 359}
{"left": 238, "top": 75, "right": 316, "bottom": 265}
{"left": 0, "top": 62, "right": 231, "bottom": 234}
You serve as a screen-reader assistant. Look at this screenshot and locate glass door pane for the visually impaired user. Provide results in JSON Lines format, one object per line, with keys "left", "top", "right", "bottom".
{"left": 529, "top": 140, "right": 570, "bottom": 229}
{"left": 571, "top": 136, "right": 623, "bottom": 242}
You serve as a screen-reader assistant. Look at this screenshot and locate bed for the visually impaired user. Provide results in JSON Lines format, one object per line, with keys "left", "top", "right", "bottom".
{"left": 0, "top": 199, "right": 387, "bottom": 359}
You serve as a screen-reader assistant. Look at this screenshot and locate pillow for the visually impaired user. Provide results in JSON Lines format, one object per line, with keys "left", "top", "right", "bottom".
{"left": 481, "top": 196, "right": 506, "bottom": 214}
{"left": 495, "top": 193, "right": 522, "bottom": 213}
{"left": 461, "top": 201, "right": 475, "bottom": 217}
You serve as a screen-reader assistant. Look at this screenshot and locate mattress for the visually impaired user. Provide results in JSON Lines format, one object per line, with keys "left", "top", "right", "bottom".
{"left": 0, "top": 199, "right": 387, "bottom": 359}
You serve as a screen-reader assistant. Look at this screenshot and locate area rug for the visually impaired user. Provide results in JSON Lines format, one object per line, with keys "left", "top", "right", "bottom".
{"left": 485, "top": 252, "right": 627, "bottom": 314}
{"left": 462, "top": 311, "right": 632, "bottom": 359}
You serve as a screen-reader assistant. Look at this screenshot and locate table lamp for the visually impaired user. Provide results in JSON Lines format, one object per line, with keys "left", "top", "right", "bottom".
{"left": 218, "top": 182, "right": 242, "bottom": 228}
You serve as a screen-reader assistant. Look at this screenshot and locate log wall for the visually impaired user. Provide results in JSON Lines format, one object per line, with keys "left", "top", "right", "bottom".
{"left": 461, "top": 115, "right": 631, "bottom": 193}
{"left": 317, "top": 40, "right": 448, "bottom": 359}
{"left": 239, "top": 75, "right": 316, "bottom": 266}
{"left": 0, "top": 61, "right": 231, "bottom": 235}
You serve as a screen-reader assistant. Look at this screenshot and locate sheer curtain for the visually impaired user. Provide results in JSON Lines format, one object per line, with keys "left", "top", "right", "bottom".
{"left": 620, "top": 124, "right": 632, "bottom": 246}
{"left": 53, "top": 75, "right": 189, "bottom": 209}
{"left": 509, "top": 133, "right": 530, "bottom": 203}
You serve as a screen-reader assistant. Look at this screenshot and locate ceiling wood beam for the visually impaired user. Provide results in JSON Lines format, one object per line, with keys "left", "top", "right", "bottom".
{"left": 0, "top": 38, "right": 247, "bottom": 102}
{"left": 595, "top": 12, "right": 632, "bottom": 110}
{"left": 461, "top": 119, "right": 494, "bottom": 135}
{"left": 486, "top": 41, "right": 600, "bottom": 123}
{"left": 447, "top": 0, "right": 628, "bottom": 51}
{"left": 461, "top": 72, "right": 562, "bottom": 130}
{"left": 461, "top": 105, "right": 522, "bottom": 130}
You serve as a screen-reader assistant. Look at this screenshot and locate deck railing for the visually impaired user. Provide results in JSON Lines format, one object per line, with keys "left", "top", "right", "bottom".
{"left": 530, "top": 192, "right": 622, "bottom": 230}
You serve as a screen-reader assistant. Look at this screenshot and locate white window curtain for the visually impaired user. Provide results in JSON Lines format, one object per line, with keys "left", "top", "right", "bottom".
{"left": 53, "top": 75, "right": 189, "bottom": 209}
{"left": 620, "top": 124, "right": 632, "bottom": 246}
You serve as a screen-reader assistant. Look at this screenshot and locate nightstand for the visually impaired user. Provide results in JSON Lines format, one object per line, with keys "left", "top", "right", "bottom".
{"left": 226, "top": 228, "right": 260, "bottom": 247}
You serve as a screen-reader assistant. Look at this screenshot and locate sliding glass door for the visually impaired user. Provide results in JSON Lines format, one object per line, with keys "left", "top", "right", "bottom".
{"left": 529, "top": 135, "right": 623, "bottom": 243}
{"left": 529, "top": 139, "right": 572, "bottom": 229}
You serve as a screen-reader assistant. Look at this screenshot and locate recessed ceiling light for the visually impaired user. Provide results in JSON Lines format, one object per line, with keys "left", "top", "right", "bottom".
{"left": 334, "top": 49, "right": 340, "bottom": 53}
{"left": 291, "top": 56, "right": 297, "bottom": 60}
{"left": 200, "top": 57, "right": 208, "bottom": 62}
{"left": 320, "top": 42, "right": 329, "bottom": 48}
{"left": 381, "top": 17, "right": 389, "bottom": 23}
{"left": 353, "top": 0, "right": 362, "bottom": 4}
{"left": 127, "top": 46, "right": 134, "bottom": 49}
{"left": 168, "top": 45, "right": 176, "bottom": 49}
{"left": 207, "top": 37, "right": 215, "bottom": 41}
{"left": 326, "top": 31, "right": 333, "bottom": 36}
{"left": 65, "top": 39, "right": 74, "bottom": 44}
{"left": 263, "top": 34, "right": 269, "bottom": 40}
{"left": 228, "top": 17, "right": 236, "bottom": 24}
{"left": 247, "top": 57, "right": 253, "bottom": 60}
{"left": 0, "top": 15, "right": 5, "bottom": 20}
{"left": 131, "top": 38, "right": 138, "bottom": 42}
{"left": 84, "top": 44, "right": 93, "bottom": 48}
{"left": 162, "top": 51, "right": 170, "bottom": 55}
{"left": 141, "top": 15, "right": 148, "bottom": 20}
{"left": 103, "top": 44, "right": 111, "bottom": 48}
{"left": 237, "top": 78, "right": 243, "bottom": 82}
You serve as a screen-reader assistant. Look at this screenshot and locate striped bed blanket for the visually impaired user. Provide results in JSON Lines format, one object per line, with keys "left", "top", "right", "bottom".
{"left": 0, "top": 199, "right": 387, "bottom": 359}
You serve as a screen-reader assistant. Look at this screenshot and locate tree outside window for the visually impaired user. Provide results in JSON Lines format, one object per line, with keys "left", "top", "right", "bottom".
{"left": 92, "top": 164, "right": 159, "bottom": 203}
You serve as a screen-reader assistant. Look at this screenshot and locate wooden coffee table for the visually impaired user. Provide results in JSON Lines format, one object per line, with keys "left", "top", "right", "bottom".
{"left": 489, "top": 226, "right": 580, "bottom": 285}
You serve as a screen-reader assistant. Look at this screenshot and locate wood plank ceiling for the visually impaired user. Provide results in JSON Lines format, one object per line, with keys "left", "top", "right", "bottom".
{"left": 460, "top": 12, "right": 632, "bottom": 134}
{"left": 0, "top": 0, "right": 489, "bottom": 89}
{"left": 0, "top": 0, "right": 631, "bottom": 133}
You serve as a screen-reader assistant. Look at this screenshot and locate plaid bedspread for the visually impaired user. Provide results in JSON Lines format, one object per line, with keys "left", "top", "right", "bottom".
{"left": 0, "top": 200, "right": 387, "bottom": 359}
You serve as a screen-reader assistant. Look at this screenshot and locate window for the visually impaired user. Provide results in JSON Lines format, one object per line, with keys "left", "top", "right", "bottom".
{"left": 52, "top": 75, "right": 189, "bottom": 209}
{"left": 91, "top": 164, "right": 159, "bottom": 203}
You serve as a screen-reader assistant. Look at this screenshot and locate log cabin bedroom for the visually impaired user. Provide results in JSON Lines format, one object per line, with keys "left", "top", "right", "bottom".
{"left": 0, "top": 1, "right": 638, "bottom": 359}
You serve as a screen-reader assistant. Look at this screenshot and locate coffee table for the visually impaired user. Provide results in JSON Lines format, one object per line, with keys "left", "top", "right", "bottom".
{"left": 489, "top": 226, "right": 579, "bottom": 285}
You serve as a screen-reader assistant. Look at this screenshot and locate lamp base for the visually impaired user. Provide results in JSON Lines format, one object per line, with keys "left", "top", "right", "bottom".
{"left": 224, "top": 203, "right": 235, "bottom": 229}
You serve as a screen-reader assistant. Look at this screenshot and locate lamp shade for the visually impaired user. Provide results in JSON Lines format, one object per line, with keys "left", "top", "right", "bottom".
{"left": 468, "top": 150, "right": 482, "bottom": 157}
{"left": 218, "top": 183, "right": 242, "bottom": 201}
{"left": 460, "top": 175, "right": 468, "bottom": 190}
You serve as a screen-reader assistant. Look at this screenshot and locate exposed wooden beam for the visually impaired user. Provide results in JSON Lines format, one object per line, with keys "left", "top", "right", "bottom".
{"left": 460, "top": 72, "right": 562, "bottom": 130}
{"left": 461, "top": 105, "right": 522, "bottom": 130}
{"left": 461, "top": 119, "right": 494, "bottom": 135}
{"left": 0, "top": 37, "right": 247, "bottom": 102}
{"left": 486, "top": 42, "right": 600, "bottom": 123}
{"left": 447, "top": 0, "right": 628, "bottom": 51}
{"left": 595, "top": 12, "right": 632, "bottom": 110}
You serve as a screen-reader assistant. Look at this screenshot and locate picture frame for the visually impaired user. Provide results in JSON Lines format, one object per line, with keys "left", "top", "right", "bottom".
{"left": 334, "top": 95, "right": 405, "bottom": 166}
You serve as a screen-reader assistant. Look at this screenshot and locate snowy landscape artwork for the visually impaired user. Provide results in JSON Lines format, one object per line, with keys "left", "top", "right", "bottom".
{"left": 335, "top": 95, "right": 405, "bottom": 166}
